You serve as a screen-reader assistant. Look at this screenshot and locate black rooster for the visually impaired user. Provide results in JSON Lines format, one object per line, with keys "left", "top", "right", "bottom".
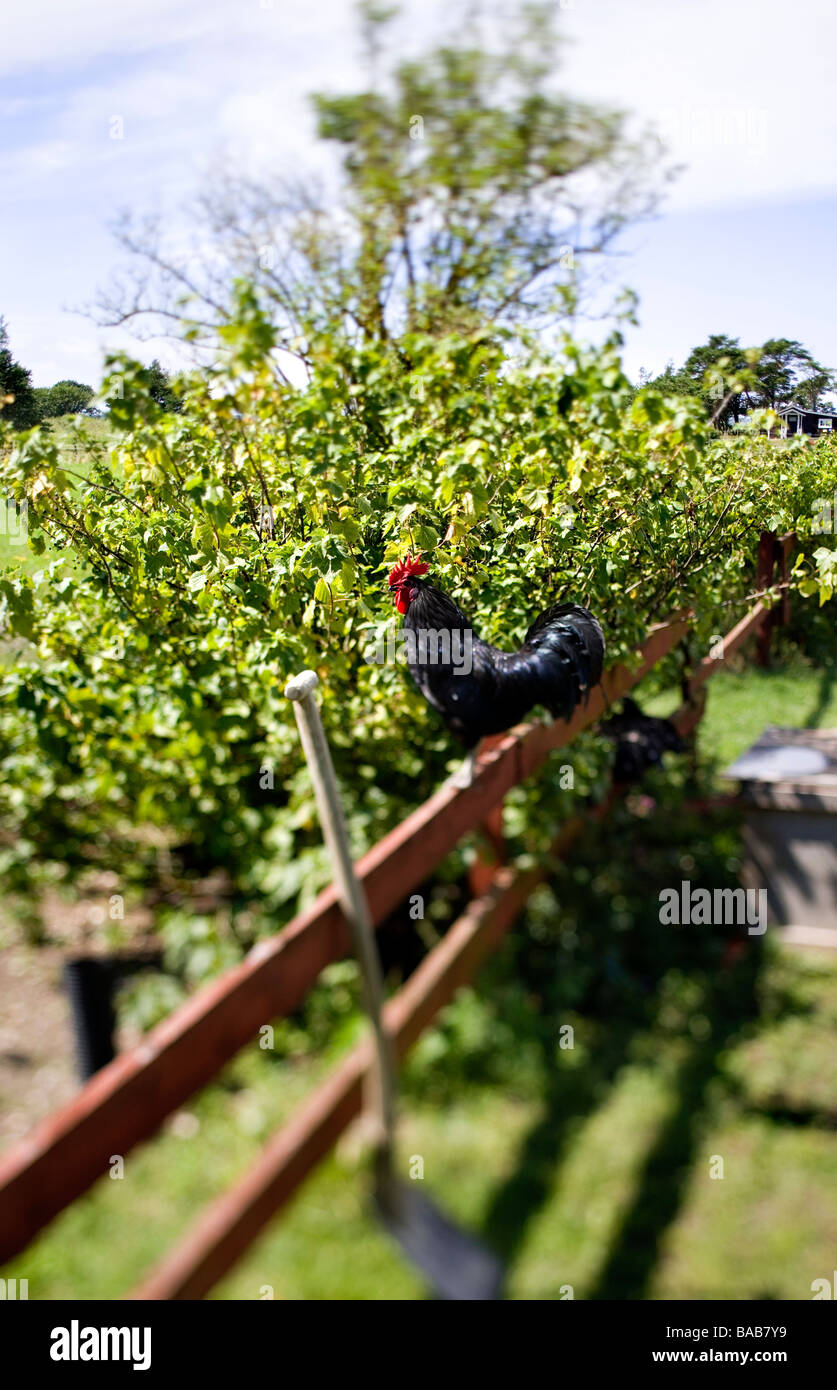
{"left": 599, "top": 696, "right": 683, "bottom": 784}
{"left": 388, "top": 555, "right": 605, "bottom": 784}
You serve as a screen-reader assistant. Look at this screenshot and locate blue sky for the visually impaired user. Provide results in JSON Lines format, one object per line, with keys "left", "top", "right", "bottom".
{"left": 2, "top": 0, "right": 836, "bottom": 388}
{"left": 616, "top": 197, "right": 837, "bottom": 382}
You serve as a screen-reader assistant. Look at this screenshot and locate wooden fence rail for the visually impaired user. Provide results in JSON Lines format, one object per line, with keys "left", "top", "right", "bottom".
{"left": 130, "top": 582, "right": 778, "bottom": 1301}
{"left": 0, "top": 616, "right": 686, "bottom": 1263}
{"left": 131, "top": 805, "right": 606, "bottom": 1299}
{"left": 0, "top": 532, "right": 792, "bottom": 1276}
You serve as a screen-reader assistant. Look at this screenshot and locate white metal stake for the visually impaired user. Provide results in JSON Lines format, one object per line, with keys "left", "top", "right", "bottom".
{"left": 285, "top": 671, "right": 397, "bottom": 1173}
{"left": 286, "top": 673, "right": 505, "bottom": 1299}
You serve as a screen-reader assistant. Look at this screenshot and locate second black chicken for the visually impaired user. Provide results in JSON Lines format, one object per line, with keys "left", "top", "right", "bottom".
{"left": 599, "top": 696, "right": 684, "bottom": 783}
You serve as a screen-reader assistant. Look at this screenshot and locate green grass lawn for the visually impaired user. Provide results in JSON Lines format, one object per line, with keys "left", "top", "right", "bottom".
{"left": 2, "top": 658, "right": 837, "bottom": 1301}
{"left": 0, "top": 416, "right": 112, "bottom": 578}
{"left": 655, "top": 660, "right": 837, "bottom": 772}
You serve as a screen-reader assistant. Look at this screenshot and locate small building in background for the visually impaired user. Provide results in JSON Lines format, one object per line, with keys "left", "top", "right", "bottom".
{"left": 772, "top": 402, "right": 837, "bottom": 438}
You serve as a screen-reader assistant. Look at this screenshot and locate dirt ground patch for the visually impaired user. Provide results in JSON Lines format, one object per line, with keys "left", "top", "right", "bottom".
{"left": 0, "top": 933, "right": 78, "bottom": 1151}
{"left": 0, "top": 888, "right": 158, "bottom": 1153}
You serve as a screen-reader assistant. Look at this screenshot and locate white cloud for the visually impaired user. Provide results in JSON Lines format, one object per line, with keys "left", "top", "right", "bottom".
{"left": 0, "top": 0, "right": 215, "bottom": 76}
{"left": 559, "top": 0, "right": 837, "bottom": 209}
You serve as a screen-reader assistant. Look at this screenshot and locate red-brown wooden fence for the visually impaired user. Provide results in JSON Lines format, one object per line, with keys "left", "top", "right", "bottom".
{"left": 0, "top": 533, "right": 793, "bottom": 1294}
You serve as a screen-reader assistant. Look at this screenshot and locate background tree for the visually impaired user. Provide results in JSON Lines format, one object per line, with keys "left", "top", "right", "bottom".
{"left": 681, "top": 333, "right": 753, "bottom": 425}
{"left": 34, "top": 380, "right": 96, "bottom": 419}
{"left": 753, "top": 338, "right": 836, "bottom": 410}
{"left": 640, "top": 335, "right": 755, "bottom": 428}
{"left": 96, "top": 1, "right": 669, "bottom": 370}
{"left": 633, "top": 360, "right": 692, "bottom": 402}
{"left": 642, "top": 333, "right": 835, "bottom": 425}
{"left": 0, "top": 318, "right": 39, "bottom": 430}
{"left": 753, "top": 338, "right": 816, "bottom": 409}
{"left": 794, "top": 366, "right": 837, "bottom": 411}
{"left": 146, "top": 359, "right": 183, "bottom": 413}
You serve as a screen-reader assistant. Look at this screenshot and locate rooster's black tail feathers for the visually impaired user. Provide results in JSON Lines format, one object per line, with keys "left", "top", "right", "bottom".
{"left": 521, "top": 601, "right": 606, "bottom": 723}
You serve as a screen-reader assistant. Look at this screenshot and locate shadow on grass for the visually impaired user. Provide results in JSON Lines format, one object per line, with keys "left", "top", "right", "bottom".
{"left": 469, "top": 789, "right": 793, "bottom": 1300}
{"left": 588, "top": 945, "right": 762, "bottom": 1300}
{"left": 408, "top": 782, "right": 828, "bottom": 1300}
{"left": 479, "top": 1017, "right": 641, "bottom": 1270}
{"left": 804, "top": 664, "right": 837, "bottom": 729}
{"left": 478, "top": 944, "right": 767, "bottom": 1299}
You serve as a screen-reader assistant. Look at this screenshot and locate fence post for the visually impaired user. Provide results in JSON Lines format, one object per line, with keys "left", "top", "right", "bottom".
{"left": 779, "top": 535, "right": 792, "bottom": 628}
{"left": 756, "top": 530, "right": 777, "bottom": 666}
{"left": 468, "top": 734, "right": 507, "bottom": 897}
{"left": 468, "top": 803, "right": 506, "bottom": 897}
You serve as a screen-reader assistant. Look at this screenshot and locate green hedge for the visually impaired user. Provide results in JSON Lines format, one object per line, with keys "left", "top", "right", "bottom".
{"left": 1, "top": 290, "right": 836, "bottom": 969}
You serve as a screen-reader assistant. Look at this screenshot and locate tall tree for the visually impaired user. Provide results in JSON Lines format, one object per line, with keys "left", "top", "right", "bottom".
{"left": 794, "top": 366, "right": 837, "bottom": 412}
{"left": 753, "top": 338, "right": 816, "bottom": 409}
{"left": 0, "top": 318, "right": 39, "bottom": 430}
{"left": 643, "top": 333, "right": 836, "bottom": 425}
{"left": 642, "top": 335, "right": 755, "bottom": 428}
{"left": 680, "top": 334, "right": 753, "bottom": 427}
{"left": 147, "top": 359, "right": 183, "bottom": 413}
{"left": 35, "top": 380, "right": 96, "bottom": 418}
{"left": 96, "top": 1, "right": 668, "bottom": 368}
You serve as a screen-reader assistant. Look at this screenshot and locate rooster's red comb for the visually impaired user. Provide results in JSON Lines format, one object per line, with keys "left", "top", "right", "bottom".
{"left": 388, "top": 554, "right": 429, "bottom": 588}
